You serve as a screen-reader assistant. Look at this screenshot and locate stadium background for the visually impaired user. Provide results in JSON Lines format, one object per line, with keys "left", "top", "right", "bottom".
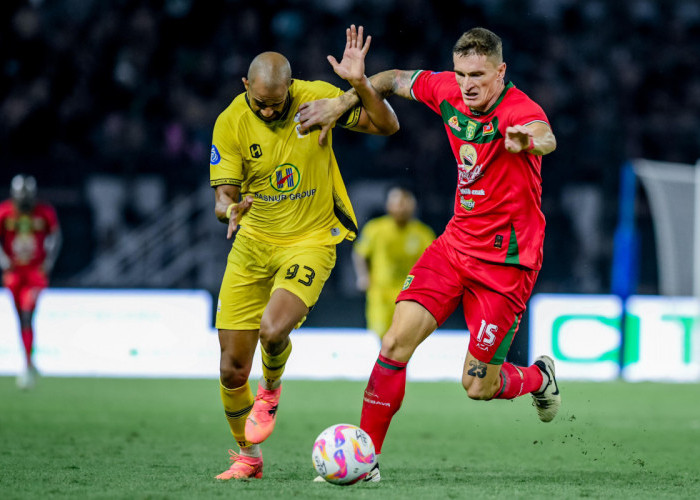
{"left": 2, "top": 0, "right": 700, "bottom": 334}
{"left": 3, "top": 2, "right": 700, "bottom": 496}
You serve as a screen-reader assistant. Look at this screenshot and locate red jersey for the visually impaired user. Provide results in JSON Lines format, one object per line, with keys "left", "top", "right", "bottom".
{"left": 410, "top": 71, "right": 550, "bottom": 270}
{"left": 0, "top": 200, "right": 59, "bottom": 268}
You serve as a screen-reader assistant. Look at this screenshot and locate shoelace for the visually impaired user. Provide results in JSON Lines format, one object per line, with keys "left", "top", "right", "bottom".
{"left": 226, "top": 449, "right": 260, "bottom": 466}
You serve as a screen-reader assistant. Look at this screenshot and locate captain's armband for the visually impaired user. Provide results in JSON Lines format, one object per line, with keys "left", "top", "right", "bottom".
{"left": 338, "top": 104, "right": 362, "bottom": 129}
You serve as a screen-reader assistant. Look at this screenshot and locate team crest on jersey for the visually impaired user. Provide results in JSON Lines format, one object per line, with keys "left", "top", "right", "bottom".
{"left": 448, "top": 116, "right": 461, "bottom": 131}
{"left": 210, "top": 145, "right": 221, "bottom": 165}
{"left": 250, "top": 144, "right": 263, "bottom": 158}
{"left": 269, "top": 163, "right": 301, "bottom": 193}
{"left": 465, "top": 121, "right": 477, "bottom": 140}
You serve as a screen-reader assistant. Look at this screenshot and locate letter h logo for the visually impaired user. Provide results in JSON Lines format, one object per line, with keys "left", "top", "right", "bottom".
{"left": 250, "top": 144, "right": 263, "bottom": 158}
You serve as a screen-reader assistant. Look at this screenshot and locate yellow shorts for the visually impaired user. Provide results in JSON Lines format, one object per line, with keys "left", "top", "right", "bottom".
{"left": 216, "top": 234, "right": 336, "bottom": 330}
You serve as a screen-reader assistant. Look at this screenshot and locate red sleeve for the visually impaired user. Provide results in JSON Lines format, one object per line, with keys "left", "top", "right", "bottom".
{"left": 502, "top": 91, "right": 550, "bottom": 129}
{"left": 409, "top": 70, "right": 457, "bottom": 115}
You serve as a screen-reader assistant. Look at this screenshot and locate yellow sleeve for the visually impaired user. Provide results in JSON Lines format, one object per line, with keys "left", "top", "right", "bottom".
{"left": 210, "top": 110, "right": 243, "bottom": 187}
{"left": 354, "top": 220, "right": 377, "bottom": 258}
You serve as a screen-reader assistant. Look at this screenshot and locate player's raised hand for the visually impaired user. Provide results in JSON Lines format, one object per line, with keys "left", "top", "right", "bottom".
{"left": 504, "top": 125, "right": 534, "bottom": 153}
{"left": 327, "top": 24, "right": 371, "bottom": 86}
{"left": 227, "top": 195, "right": 253, "bottom": 239}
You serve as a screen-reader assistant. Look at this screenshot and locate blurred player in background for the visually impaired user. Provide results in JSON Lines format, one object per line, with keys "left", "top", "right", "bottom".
{"left": 0, "top": 174, "right": 61, "bottom": 389}
{"left": 300, "top": 27, "right": 559, "bottom": 481}
{"left": 209, "top": 25, "right": 398, "bottom": 480}
{"left": 353, "top": 186, "right": 434, "bottom": 338}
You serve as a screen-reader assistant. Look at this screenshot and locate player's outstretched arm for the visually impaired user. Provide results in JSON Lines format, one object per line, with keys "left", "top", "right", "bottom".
{"left": 298, "top": 68, "right": 414, "bottom": 145}
{"left": 326, "top": 25, "right": 399, "bottom": 138}
{"left": 214, "top": 185, "right": 253, "bottom": 239}
{"left": 504, "top": 122, "right": 557, "bottom": 156}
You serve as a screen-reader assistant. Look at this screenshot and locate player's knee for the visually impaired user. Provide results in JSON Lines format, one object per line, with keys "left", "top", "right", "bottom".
{"left": 258, "top": 317, "right": 290, "bottom": 347}
{"left": 379, "top": 332, "right": 406, "bottom": 360}
{"left": 219, "top": 358, "right": 251, "bottom": 388}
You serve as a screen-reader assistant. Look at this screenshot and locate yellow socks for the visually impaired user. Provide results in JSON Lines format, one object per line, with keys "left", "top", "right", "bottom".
{"left": 220, "top": 381, "right": 254, "bottom": 448}
{"left": 261, "top": 341, "right": 292, "bottom": 389}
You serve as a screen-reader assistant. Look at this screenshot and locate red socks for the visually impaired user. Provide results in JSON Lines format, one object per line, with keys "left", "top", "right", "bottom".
{"left": 360, "top": 354, "right": 407, "bottom": 454}
{"left": 359, "top": 357, "right": 543, "bottom": 451}
{"left": 494, "top": 362, "right": 544, "bottom": 400}
{"left": 21, "top": 326, "right": 33, "bottom": 364}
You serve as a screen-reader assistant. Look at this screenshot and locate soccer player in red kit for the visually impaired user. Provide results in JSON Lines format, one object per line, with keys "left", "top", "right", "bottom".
{"left": 0, "top": 174, "right": 61, "bottom": 389}
{"left": 299, "top": 27, "right": 559, "bottom": 481}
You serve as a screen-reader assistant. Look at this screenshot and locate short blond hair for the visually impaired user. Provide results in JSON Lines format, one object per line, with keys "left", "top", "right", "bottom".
{"left": 453, "top": 27, "right": 502, "bottom": 63}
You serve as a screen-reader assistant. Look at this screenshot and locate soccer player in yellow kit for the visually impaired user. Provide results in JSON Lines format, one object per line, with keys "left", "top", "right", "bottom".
{"left": 210, "top": 26, "right": 399, "bottom": 480}
{"left": 353, "top": 187, "right": 435, "bottom": 338}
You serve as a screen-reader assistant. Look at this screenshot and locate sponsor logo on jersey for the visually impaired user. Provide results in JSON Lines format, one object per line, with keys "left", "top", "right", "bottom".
{"left": 459, "top": 144, "right": 477, "bottom": 169}
{"left": 457, "top": 144, "right": 485, "bottom": 187}
{"left": 210, "top": 145, "right": 221, "bottom": 165}
{"left": 269, "top": 163, "right": 301, "bottom": 193}
{"left": 483, "top": 122, "right": 495, "bottom": 135}
{"left": 459, "top": 188, "right": 486, "bottom": 196}
{"left": 402, "top": 275, "right": 414, "bottom": 291}
{"left": 494, "top": 235, "right": 503, "bottom": 249}
{"left": 250, "top": 144, "right": 263, "bottom": 158}
{"left": 448, "top": 116, "right": 461, "bottom": 131}
{"left": 461, "top": 198, "right": 475, "bottom": 211}
{"left": 331, "top": 227, "right": 340, "bottom": 236}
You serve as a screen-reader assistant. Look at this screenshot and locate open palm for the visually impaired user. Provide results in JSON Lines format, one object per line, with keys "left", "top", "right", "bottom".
{"left": 327, "top": 24, "right": 371, "bottom": 85}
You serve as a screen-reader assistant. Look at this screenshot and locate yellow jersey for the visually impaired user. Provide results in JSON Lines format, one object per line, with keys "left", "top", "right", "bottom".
{"left": 210, "top": 79, "right": 361, "bottom": 246}
{"left": 354, "top": 215, "right": 436, "bottom": 290}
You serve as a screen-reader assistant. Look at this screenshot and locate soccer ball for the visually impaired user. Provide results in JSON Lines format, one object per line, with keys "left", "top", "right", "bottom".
{"left": 311, "top": 423, "right": 376, "bottom": 485}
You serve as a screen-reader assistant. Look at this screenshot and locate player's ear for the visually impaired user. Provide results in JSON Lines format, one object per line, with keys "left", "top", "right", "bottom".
{"left": 498, "top": 62, "right": 506, "bottom": 79}
{"left": 242, "top": 77, "right": 249, "bottom": 90}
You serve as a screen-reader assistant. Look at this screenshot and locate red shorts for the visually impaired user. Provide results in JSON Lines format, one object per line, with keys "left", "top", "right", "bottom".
{"left": 396, "top": 235, "right": 538, "bottom": 364}
{"left": 2, "top": 266, "right": 48, "bottom": 311}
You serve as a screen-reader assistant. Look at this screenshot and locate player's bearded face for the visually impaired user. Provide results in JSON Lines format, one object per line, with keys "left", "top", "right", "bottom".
{"left": 453, "top": 53, "right": 506, "bottom": 112}
{"left": 246, "top": 83, "right": 290, "bottom": 122}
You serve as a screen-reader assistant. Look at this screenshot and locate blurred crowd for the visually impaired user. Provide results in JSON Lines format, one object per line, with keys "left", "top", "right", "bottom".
{"left": 1, "top": 0, "right": 699, "bottom": 295}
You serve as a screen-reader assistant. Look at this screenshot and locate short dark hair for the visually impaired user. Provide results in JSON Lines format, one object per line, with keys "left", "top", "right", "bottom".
{"left": 453, "top": 27, "right": 502, "bottom": 63}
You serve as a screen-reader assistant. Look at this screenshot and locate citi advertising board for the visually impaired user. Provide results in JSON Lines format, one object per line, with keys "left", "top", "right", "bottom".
{"left": 2, "top": 290, "right": 698, "bottom": 382}
{"left": 530, "top": 294, "right": 700, "bottom": 382}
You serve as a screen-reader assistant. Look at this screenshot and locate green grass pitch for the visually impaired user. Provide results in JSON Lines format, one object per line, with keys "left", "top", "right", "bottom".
{"left": 1, "top": 377, "right": 699, "bottom": 499}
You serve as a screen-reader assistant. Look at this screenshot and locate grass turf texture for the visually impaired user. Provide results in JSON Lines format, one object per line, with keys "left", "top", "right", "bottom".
{"left": 1, "top": 378, "right": 699, "bottom": 499}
